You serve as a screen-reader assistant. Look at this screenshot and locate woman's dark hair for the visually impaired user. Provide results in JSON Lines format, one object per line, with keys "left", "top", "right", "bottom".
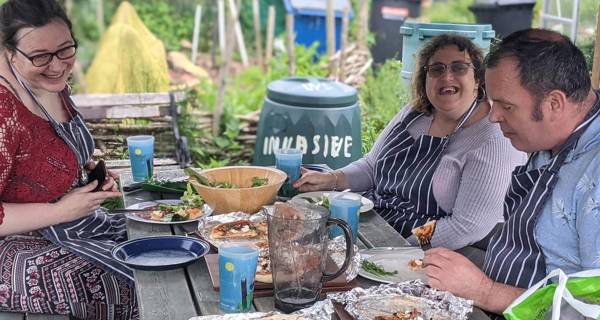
{"left": 0, "top": 0, "right": 73, "bottom": 51}
{"left": 485, "top": 28, "right": 590, "bottom": 111}
{"left": 411, "top": 34, "right": 485, "bottom": 115}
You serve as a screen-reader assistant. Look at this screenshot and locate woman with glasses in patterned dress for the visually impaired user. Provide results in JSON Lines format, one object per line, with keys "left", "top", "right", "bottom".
{"left": 294, "top": 34, "right": 526, "bottom": 250}
{"left": 0, "top": 0, "right": 137, "bottom": 318}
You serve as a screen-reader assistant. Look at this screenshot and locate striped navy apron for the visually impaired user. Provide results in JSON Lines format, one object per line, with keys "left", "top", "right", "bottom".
{"left": 372, "top": 100, "right": 479, "bottom": 238}
{"left": 483, "top": 96, "right": 600, "bottom": 289}
{"left": 10, "top": 65, "right": 134, "bottom": 282}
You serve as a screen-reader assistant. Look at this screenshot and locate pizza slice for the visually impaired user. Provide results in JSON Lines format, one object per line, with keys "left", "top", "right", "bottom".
{"left": 254, "top": 240, "right": 272, "bottom": 283}
{"left": 261, "top": 315, "right": 303, "bottom": 320}
{"left": 184, "top": 207, "right": 204, "bottom": 219}
{"left": 210, "top": 220, "right": 258, "bottom": 239}
{"left": 373, "top": 309, "right": 421, "bottom": 320}
{"left": 411, "top": 220, "right": 436, "bottom": 248}
{"left": 407, "top": 259, "right": 424, "bottom": 272}
{"left": 254, "top": 221, "right": 268, "bottom": 239}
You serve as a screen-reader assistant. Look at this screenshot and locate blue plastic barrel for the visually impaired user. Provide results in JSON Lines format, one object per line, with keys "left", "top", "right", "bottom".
{"left": 400, "top": 22, "right": 495, "bottom": 84}
{"left": 283, "top": 0, "right": 354, "bottom": 55}
{"left": 253, "top": 77, "right": 362, "bottom": 169}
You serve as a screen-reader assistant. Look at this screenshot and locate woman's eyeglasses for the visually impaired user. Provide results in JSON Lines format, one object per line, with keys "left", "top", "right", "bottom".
{"left": 14, "top": 44, "right": 77, "bottom": 67}
{"left": 424, "top": 61, "right": 474, "bottom": 78}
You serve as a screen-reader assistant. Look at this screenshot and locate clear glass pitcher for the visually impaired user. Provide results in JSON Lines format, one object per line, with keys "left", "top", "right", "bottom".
{"left": 267, "top": 201, "right": 353, "bottom": 312}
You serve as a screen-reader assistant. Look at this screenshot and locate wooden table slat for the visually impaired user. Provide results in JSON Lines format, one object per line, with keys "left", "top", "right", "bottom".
{"left": 0, "top": 313, "right": 22, "bottom": 320}
{"left": 127, "top": 220, "right": 197, "bottom": 320}
{"left": 358, "top": 211, "right": 411, "bottom": 248}
{"left": 253, "top": 297, "right": 275, "bottom": 313}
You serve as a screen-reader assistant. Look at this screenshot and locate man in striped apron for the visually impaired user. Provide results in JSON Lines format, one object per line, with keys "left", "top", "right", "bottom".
{"left": 422, "top": 29, "right": 600, "bottom": 317}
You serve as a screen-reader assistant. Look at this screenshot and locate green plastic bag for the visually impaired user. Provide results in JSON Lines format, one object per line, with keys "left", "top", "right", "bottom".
{"left": 504, "top": 269, "right": 600, "bottom": 320}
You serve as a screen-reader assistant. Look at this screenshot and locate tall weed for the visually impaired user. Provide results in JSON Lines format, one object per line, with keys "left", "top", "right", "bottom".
{"left": 359, "top": 60, "right": 410, "bottom": 153}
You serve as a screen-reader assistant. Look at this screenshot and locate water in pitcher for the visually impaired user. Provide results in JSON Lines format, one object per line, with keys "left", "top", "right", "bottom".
{"left": 267, "top": 201, "right": 353, "bottom": 312}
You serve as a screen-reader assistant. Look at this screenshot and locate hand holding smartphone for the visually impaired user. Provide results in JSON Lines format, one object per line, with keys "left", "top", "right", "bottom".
{"left": 87, "top": 160, "right": 107, "bottom": 192}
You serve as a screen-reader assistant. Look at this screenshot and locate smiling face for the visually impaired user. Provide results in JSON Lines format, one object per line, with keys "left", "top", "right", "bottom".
{"left": 486, "top": 58, "right": 554, "bottom": 153}
{"left": 9, "top": 19, "right": 75, "bottom": 93}
{"left": 425, "top": 45, "right": 479, "bottom": 120}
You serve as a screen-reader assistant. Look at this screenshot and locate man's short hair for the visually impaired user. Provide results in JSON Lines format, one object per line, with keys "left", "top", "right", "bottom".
{"left": 485, "top": 29, "right": 590, "bottom": 105}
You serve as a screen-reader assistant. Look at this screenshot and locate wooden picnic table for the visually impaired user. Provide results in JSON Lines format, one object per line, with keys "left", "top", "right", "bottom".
{"left": 121, "top": 168, "right": 491, "bottom": 320}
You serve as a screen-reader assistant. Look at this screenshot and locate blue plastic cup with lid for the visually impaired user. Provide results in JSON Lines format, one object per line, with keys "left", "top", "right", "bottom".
{"left": 219, "top": 243, "right": 259, "bottom": 313}
{"left": 274, "top": 148, "right": 303, "bottom": 197}
{"left": 127, "top": 135, "right": 154, "bottom": 182}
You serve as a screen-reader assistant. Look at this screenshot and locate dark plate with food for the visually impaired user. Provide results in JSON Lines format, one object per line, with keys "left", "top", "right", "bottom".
{"left": 124, "top": 199, "right": 212, "bottom": 225}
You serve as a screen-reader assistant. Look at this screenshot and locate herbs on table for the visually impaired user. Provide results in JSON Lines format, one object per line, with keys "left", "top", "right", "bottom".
{"left": 141, "top": 178, "right": 189, "bottom": 195}
{"left": 361, "top": 259, "right": 398, "bottom": 277}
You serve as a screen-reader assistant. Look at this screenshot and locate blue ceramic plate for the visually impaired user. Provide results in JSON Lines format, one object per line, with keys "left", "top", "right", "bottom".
{"left": 111, "top": 235, "right": 210, "bottom": 271}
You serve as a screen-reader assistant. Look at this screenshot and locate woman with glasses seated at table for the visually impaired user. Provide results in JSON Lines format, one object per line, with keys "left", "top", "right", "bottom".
{"left": 0, "top": 0, "right": 137, "bottom": 318}
{"left": 294, "top": 34, "right": 526, "bottom": 250}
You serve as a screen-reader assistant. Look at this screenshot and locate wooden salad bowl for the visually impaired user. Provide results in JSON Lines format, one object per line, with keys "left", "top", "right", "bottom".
{"left": 190, "top": 166, "right": 287, "bottom": 214}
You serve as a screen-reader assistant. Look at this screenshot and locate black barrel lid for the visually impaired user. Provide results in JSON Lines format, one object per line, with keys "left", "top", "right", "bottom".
{"left": 267, "top": 77, "right": 358, "bottom": 108}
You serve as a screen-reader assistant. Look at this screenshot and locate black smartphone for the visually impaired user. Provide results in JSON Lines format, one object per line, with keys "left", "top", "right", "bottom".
{"left": 88, "top": 160, "right": 107, "bottom": 192}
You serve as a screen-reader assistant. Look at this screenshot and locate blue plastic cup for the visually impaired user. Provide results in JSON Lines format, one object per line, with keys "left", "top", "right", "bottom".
{"left": 274, "top": 148, "right": 303, "bottom": 197}
{"left": 127, "top": 135, "right": 154, "bottom": 182}
{"left": 329, "top": 192, "right": 362, "bottom": 243}
{"left": 219, "top": 243, "right": 259, "bottom": 313}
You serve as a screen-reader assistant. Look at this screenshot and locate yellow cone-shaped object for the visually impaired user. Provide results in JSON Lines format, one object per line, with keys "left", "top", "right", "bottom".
{"left": 85, "top": 2, "right": 169, "bottom": 93}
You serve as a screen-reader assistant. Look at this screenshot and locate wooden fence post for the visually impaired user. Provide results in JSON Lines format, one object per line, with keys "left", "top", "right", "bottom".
{"left": 358, "top": 0, "right": 368, "bottom": 51}
{"left": 64, "top": 0, "right": 87, "bottom": 92}
{"left": 191, "top": 5, "right": 202, "bottom": 64}
{"left": 591, "top": 6, "right": 600, "bottom": 89}
{"left": 326, "top": 0, "right": 336, "bottom": 75}
{"left": 265, "top": 6, "right": 276, "bottom": 68}
{"left": 218, "top": 0, "right": 226, "bottom": 57}
{"left": 287, "top": 14, "right": 296, "bottom": 76}
{"left": 338, "top": 7, "right": 350, "bottom": 82}
{"left": 96, "top": 0, "right": 105, "bottom": 34}
{"left": 65, "top": 0, "right": 73, "bottom": 17}
{"left": 227, "top": 0, "right": 249, "bottom": 67}
{"left": 213, "top": 5, "right": 237, "bottom": 136}
{"left": 252, "top": 0, "right": 264, "bottom": 69}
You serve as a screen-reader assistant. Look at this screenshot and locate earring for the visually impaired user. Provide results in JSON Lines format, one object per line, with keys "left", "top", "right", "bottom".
{"left": 476, "top": 86, "right": 486, "bottom": 101}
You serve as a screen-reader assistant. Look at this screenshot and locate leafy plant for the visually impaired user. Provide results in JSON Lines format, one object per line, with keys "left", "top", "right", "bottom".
{"left": 179, "top": 43, "right": 328, "bottom": 168}
{"left": 127, "top": 0, "right": 194, "bottom": 51}
{"left": 358, "top": 59, "right": 410, "bottom": 153}
{"left": 423, "top": 0, "right": 475, "bottom": 24}
{"left": 578, "top": 36, "right": 595, "bottom": 74}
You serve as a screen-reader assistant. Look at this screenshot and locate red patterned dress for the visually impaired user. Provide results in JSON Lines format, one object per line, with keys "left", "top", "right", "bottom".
{"left": 0, "top": 85, "right": 137, "bottom": 319}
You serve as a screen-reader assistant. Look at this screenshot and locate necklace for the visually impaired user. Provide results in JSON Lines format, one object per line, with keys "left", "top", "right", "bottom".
{"left": 8, "top": 61, "right": 90, "bottom": 186}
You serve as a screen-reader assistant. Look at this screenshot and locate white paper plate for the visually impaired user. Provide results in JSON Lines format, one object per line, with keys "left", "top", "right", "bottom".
{"left": 292, "top": 191, "right": 374, "bottom": 213}
{"left": 358, "top": 247, "right": 427, "bottom": 284}
{"left": 125, "top": 199, "right": 212, "bottom": 225}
